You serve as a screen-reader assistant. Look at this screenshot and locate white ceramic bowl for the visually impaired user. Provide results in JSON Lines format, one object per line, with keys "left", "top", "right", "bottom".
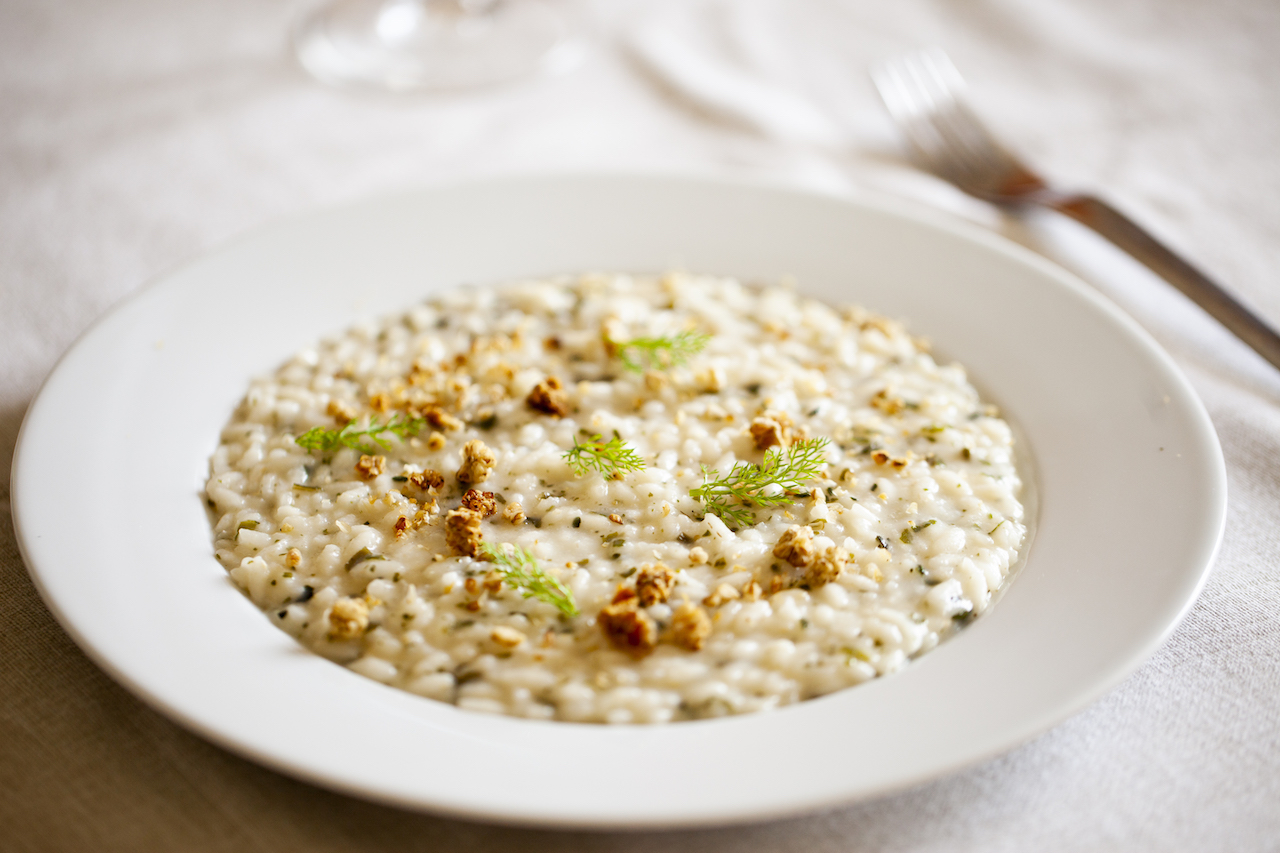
{"left": 12, "top": 175, "right": 1225, "bottom": 828}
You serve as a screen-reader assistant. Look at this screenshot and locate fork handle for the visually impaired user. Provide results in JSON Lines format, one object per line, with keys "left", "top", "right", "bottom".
{"left": 1045, "top": 193, "right": 1280, "bottom": 371}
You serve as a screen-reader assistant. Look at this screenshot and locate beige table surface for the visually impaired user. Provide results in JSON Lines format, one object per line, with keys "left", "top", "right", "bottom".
{"left": 4, "top": 0, "right": 1279, "bottom": 849}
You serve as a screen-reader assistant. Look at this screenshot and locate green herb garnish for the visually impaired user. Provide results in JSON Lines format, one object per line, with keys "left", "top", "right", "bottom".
{"left": 612, "top": 330, "right": 710, "bottom": 372}
{"left": 899, "top": 519, "right": 936, "bottom": 544}
{"left": 295, "top": 414, "right": 425, "bottom": 456}
{"left": 479, "top": 542, "right": 579, "bottom": 617}
{"left": 690, "top": 438, "right": 830, "bottom": 529}
{"left": 563, "top": 432, "right": 645, "bottom": 478}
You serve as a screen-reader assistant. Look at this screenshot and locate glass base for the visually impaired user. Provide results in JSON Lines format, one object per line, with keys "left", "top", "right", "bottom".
{"left": 295, "top": 0, "right": 572, "bottom": 91}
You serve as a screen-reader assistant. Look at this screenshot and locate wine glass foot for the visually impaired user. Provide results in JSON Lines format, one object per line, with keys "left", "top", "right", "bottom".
{"left": 295, "top": 0, "right": 574, "bottom": 91}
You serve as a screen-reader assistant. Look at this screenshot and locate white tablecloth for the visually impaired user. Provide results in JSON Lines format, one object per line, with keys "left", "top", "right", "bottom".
{"left": 4, "top": 1, "right": 1278, "bottom": 849}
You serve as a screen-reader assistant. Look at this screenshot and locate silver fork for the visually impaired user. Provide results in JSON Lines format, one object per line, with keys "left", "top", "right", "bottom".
{"left": 872, "top": 48, "right": 1280, "bottom": 372}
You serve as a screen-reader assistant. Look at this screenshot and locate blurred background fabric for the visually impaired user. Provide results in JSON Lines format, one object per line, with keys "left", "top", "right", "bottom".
{"left": 3, "top": 0, "right": 1279, "bottom": 850}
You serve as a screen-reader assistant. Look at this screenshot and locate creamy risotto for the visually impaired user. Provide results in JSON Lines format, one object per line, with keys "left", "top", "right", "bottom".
{"left": 205, "top": 272, "right": 1027, "bottom": 723}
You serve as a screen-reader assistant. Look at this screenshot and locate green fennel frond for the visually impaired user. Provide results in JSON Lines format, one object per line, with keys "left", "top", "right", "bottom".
{"left": 295, "top": 414, "right": 425, "bottom": 456}
{"left": 613, "top": 330, "right": 711, "bottom": 373}
{"left": 690, "top": 438, "right": 830, "bottom": 529}
{"left": 563, "top": 432, "right": 646, "bottom": 478}
{"left": 479, "top": 542, "right": 579, "bottom": 617}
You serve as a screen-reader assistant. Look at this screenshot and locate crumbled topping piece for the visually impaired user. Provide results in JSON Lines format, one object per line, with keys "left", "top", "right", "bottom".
{"left": 328, "top": 596, "right": 369, "bottom": 640}
{"left": 326, "top": 399, "right": 357, "bottom": 425}
{"left": 703, "top": 583, "right": 741, "bottom": 608}
{"left": 870, "top": 389, "right": 904, "bottom": 416}
{"left": 741, "top": 580, "right": 762, "bottom": 601}
{"left": 808, "top": 546, "right": 849, "bottom": 586}
{"left": 422, "top": 405, "right": 464, "bottom": 432}
{"left": 456, "top": 439, "right": 496, "bottom": 485}
{"left": 501, "top": 501, "right": 526, "bottom": 524}
{"left": 695, "top": 366, "right": 723, "bottom": 394}
{"left": 285, "top": 548, "right": 302, "bottom": 568}
{"left": 688, "top": 546, "right": 708, "bottom": 565}
{"left": 406, "top": 469, "right": 445, "bottom": 492}
{"left": 368, "top": 392, "right": 392, "bottom": 413}
{"left": 773, "top": 524, "right": 816, "bottom": 568}
{"left": 608, "top": 513, "right": 624, "bottom": 525}
{"left": 635, "top": 564, "right": 675, "bottom": 606}
{"left": 670, "top": 602, "right": 711, "bottom": 651}
{"left": 355, "top": 454, "right": 385, "bottom": 480}
{"left": 490, "top": 626, "right": 525, "bottom": 648}
{"left": 426, "top": 431, "right": 446, "bottom": 451}
{"left": 461, "top": 489, "right": 498, "bottom": 518}
{"left": 598, "top": 587, "right": 657, "bottom": 657}
{"left": 871, "top": 450, "right": 911, "bottom": 470}
{"left": 483, "top": 570, "right": 504, "bottom": 593}
{"left": 644, "top": 370, "right": 669, "bottom": 392}
{"left": 526, "top": 376, "right": 569, "bottom": 417}
{"left": 444, "top": 507, "right": 484, "bottom": 557}
{"left": 748, "top": 412, "right": 790, "bottom": 450}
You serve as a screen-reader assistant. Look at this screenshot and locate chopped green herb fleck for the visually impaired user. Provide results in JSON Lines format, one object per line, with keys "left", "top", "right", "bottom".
{"left": 899, "top": 519, "right": 936, "bottom": 544}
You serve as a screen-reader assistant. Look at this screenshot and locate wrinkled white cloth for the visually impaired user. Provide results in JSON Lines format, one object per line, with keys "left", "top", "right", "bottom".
{"left": 3, "top": 0, "right": 1278, "bottom": 850}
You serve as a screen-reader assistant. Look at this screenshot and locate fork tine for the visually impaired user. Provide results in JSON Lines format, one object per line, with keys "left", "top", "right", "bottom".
{"left": 873, "top": 49, "right": 1042, "bottom": 197}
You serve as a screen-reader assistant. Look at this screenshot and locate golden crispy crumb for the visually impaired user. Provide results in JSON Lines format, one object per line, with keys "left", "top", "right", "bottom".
{"left": 870, "top": 388, "right": 904, "bottom": 416}
{"left": 328, "top": 597, "right": 369, "bottom": 640}
{"left": 456, "top": 439, "right": 497, "bottom": 485}
{"left": 394, "top": 516, "right": 411, "bottom": 538}
{"left": 741, "top": 580, "right": 762, "bottom": 601}
{"left": 422, "top": 405, "right": 464, "bottom": 432}
{"left": 490, "top": 626, "right": 525, "bottom": 648}
{"left": 598, "top": 587, "right": 657, "bottom": 657}
{"left": 483, "top": 570, "right": 504, "bottom": 594}
{"left": 749, "top": 416, "right": 786, "bottom": 450}
{"left": 285, "top": 547, "right": 302, "bottom": 568}
{"left": 406, "top": 469, "right": 444, "bottom": 493}
{"left": 325, "top": 399, "right": 357, "bottom": 425}
{"left": 635, "top": 564, "right": 675, "bottom": 606}
{"left": 670, "top": 602, "right": 712, "bottom": 651}
{"left": 695, "top": 366, "right": 723, "bottom": 394}
{"left": 464, "top": 576, "right": 480, "bottom": 595}
{"left": 702, "top": 583, "right": 741, "bottom": 608}
{"left": 608, "top": 513, "right": 624, "bottom": 525}
{"left": 688, "top": 546, "right": 708, "bottom": 565}
{"left": 355, "top": 454, "right": 385, "bottom": 480}
{"left": 461, "top": 489, "right": 498, "bottom": 518}
{"left": 444, "top": 507, "right": 484, "bottom": 557}
{"left": 871, "top": 450, "right": 911, "bottom": 470}
{"left": 808, "top": 546, "right": 849, "bottom": 586}
{"left": 368, "top": 392, "right": 391, "bottom": 413}
{"left": 773, "top": 524, "right": 816, "bottom": 568}
{"left": 426, "top": 431, "right": 447, "bottom": 451}
{"left": 526, "top": 376, "right": 570, "bottom": 417}
{"left": 502, "top": 501, "right": 525, "bottom": 524}
{"left": 644, "top": 370, "right": 668, "bottom": 392}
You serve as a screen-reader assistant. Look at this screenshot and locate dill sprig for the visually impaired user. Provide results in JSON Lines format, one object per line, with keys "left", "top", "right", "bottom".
{"left": 479, "top": 542, "right": 579, "bottom": 618}
{"left": 563, "top": 432, "right": 646, "bottom": 478}
{"left": 690, "top": 437, "right": 830, "bottom": 529}
{"left": 613, "top": 330, "right": 710, "bottom": 372}
{"left": 295, "top": 414, "right": 425, "bottom": 456}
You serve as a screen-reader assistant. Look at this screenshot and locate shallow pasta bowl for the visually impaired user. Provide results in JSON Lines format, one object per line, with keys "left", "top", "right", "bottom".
{"left": 11, "top": 174, "right": 1225, "bottom": 828}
